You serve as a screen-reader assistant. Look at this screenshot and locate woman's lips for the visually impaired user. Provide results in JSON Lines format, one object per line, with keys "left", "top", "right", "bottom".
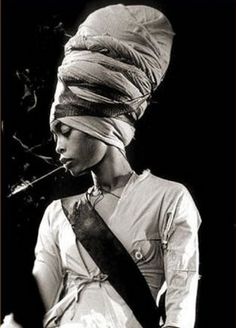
{"left": 63, "top": 160, "right": 73, "bottom": 169}
{"left": 60, "top": 157, "right": 73, "bottom": 168}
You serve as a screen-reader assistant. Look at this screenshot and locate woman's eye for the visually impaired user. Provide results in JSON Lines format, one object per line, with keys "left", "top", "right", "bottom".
{"left": 60, "top": 125, "right": 72, "bottom": 136}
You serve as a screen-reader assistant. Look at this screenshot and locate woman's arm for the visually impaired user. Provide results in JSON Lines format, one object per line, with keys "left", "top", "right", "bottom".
{"left": 162, "top": 188, "right": 201, "bottom": 328}
{"left": 32, "top": 203, "right": 63, "bottom": 311}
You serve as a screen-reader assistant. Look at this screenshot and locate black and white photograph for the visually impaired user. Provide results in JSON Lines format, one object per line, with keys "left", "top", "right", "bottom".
{"left": 2, "top": 0, "right": 235, "bottom": 327}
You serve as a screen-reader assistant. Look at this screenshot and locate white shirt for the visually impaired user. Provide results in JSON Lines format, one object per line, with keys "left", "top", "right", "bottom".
{"left": 33, "top": 170, "right": 201, "bottom": 328}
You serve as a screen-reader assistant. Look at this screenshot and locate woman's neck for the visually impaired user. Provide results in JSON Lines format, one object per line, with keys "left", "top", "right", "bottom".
{"left": 91, "top": 147, "right": 133, "bottom": 192}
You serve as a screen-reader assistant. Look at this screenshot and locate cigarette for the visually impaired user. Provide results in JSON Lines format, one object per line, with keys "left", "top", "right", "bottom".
{"left": 7, "top": 166, "right": 65, "bottom": 198}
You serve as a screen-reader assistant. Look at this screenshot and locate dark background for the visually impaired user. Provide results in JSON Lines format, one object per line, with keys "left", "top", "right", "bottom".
{"left": 2, "top": 0, "right": 235, "bottom": 327}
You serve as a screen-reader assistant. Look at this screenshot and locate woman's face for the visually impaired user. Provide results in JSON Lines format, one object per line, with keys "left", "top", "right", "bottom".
{"left": 51, "top": 121, "right": 107, "bottom": 176}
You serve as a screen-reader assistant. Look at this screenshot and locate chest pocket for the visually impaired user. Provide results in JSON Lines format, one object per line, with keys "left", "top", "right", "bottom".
{"left": 130, "top": 239, "right": 164, "bottom": 273}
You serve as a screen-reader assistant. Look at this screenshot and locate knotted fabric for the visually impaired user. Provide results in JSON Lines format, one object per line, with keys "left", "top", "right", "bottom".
{"left": 50, "top": 4, "right": 174, "bottom": 124}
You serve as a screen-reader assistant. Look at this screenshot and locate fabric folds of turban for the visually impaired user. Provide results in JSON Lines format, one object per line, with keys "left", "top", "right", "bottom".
{"left": 50, "top": 4, "right": 174, "bottom": 124}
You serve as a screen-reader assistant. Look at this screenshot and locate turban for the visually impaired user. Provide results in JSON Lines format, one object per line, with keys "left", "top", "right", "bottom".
{"left": 50, "top": 4, "right": 174, "bottom": 149}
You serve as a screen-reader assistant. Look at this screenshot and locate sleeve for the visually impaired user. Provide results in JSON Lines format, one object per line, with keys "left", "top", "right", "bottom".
{"left": 162, "top": 188, "right": 201, "bottom": 328}
{"left": 32, "top": 202, "right": 63, "bottom": 311}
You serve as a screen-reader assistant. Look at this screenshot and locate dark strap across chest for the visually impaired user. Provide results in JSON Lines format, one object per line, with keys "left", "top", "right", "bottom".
{"left": 61, "top": 196, "right": 161, "bottom": 328}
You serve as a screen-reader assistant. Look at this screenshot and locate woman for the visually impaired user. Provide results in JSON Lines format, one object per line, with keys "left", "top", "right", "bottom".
{"left": 11, "top": 4, "right": 201, "bottom": 328}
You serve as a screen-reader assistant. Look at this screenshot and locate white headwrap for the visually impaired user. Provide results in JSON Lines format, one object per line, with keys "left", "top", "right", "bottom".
{"left": 50, "top": 4, "right": 174, "bottom": 149}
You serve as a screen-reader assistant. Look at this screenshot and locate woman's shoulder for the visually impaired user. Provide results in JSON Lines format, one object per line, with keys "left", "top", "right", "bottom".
{"left": 138, "top": 169, "right": 188, "bottom": 196}
{"left": 43, "top": 193, "right": 86, "bottom": 225}
{"left": 138, "top": 170, "right": 199, "bottom": 214}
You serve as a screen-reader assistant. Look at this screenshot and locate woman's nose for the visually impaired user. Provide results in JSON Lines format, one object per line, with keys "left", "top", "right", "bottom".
{"left": 55, "top": 139, "right": 65, "bottom": 154}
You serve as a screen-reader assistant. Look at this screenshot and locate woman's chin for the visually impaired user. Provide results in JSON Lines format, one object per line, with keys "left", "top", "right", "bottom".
{"left": 68, "top": 168, "right": 79, "bottom": 177}
{"left": 69, "top": 167, "right": 89, "bottom": 177}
